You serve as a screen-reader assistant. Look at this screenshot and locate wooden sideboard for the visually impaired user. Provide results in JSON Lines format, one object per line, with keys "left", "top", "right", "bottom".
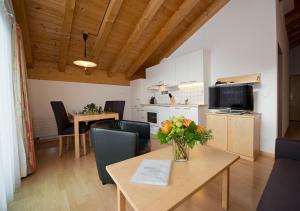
{"left": 206, "top": 112, "right": 261, "bottom": 161}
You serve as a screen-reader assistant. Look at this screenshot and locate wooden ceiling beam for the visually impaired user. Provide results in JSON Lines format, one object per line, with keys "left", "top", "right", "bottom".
{"left": 125, "top": 0, "right": 200, "bottom": 79}
{"left": 93, "top": 0, "right": 123, "bottom": 62}
{"left": 58, "top": 0, "right": 76, "bottom": 72}
{"left": 158, "top": 0, "right": 229, "bottom": 60}
{"left": 12, "top": 0, "right": 34, "bottom": 68}
{"left": 108, "top": 0, "right": 165, "bottom": 75}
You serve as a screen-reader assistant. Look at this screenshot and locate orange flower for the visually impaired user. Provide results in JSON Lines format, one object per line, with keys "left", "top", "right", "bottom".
{"left": 183, "top": 119, "right": 192, "bottom": 127}
{"left": 196, "top": 125, "right": 206, "bottom": 134}
{"left": 161, "top": 121, "right": 172, "bottom": 135}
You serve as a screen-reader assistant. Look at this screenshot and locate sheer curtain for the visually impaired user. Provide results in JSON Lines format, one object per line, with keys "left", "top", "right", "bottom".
{"left": 0, "top": 0, "right": 27, "bottom": 210}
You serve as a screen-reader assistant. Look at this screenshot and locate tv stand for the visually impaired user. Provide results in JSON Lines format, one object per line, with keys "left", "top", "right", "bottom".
{"left": 216, "top": 109, "right": 251, "bottom": 115}
{"left": 206, "top": 112, "right": 261, "bottom": 161}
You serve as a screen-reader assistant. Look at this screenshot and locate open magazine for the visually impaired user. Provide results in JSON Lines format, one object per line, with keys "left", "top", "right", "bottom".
{"left": 130, "top": 160, "right": 172, "bottom": 186}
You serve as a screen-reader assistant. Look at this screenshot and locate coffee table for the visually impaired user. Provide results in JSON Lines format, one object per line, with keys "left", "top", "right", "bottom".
{"left": 106, "top": 145, "right": 239, "bottom": 211}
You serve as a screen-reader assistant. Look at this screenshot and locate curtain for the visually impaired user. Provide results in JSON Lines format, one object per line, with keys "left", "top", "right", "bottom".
{"left": 0, "top": 0, "right": 33, "bottom": 210}
{"left": 15, "top": 24, "right": 36, "bottom": 174}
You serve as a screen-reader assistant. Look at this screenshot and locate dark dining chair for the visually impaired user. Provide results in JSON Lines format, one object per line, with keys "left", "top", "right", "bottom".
{"left": 50, "top": 101, "right": 89, "bottom": 156}
{"left": 104, "top": 100, "right": 125, "bottom": 120}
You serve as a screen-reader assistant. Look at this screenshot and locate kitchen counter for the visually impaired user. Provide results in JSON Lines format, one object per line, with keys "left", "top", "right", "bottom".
{"left": 140, "top": 104, "right": 207, "bottom": 108}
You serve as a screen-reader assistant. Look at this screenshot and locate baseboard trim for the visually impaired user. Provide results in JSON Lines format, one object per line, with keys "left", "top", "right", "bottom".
{"left": 259, "top": 151, "right": 275, "bottom": 158}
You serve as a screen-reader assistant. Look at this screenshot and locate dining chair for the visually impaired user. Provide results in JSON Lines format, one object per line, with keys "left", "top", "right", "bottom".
{"left": 104, "top": 101, "right": 125, "bottom": 120}
{"left": 50, "top": 101, "right": 89, "bottom": 156}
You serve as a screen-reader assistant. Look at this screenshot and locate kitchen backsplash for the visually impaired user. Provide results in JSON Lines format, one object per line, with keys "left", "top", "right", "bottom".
{"left": 145, "top": 85, "right": 204, "bottom": 104}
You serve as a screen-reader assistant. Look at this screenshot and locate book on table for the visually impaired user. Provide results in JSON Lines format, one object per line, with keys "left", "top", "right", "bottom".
{"left": 130, "top": 159, "right": 172, "bottom": 186}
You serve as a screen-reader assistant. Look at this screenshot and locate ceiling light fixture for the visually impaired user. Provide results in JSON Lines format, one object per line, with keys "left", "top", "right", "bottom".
{"left": 73, "top": 32, "right": 97, "bottom": 71}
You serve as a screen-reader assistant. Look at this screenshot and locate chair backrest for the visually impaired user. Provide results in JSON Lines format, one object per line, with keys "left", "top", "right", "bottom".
{"left": 104, "top": 101, "right": 125, "bottom": 120}
{"left": 91, "top": 125, "right": 136, "bottom": 184}
{"left": 50, "top": 101, "right": 70, "bottom": 135}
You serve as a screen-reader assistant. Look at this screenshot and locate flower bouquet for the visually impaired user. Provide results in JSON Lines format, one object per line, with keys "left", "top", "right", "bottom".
{"left": 156, "top": 116, "right": 212, "bottom": 161}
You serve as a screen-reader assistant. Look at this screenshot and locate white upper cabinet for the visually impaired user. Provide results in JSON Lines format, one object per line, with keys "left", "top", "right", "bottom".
{"left": 175, "top": 50, "right": 204, "bottom": 85}
{"left": 145, "top": 49, "right": 205, "bottom": 87}
{"left": 159, "top": 59, "right": 176, "bottom": 86}
{"left": 130, "top": 79, "right": 146, "bottom": 107}
{"left": 146, "top": 64, "right": 160, "bottom": 86}
{"left": 146, "top": 60, "right": 176, "bottom": 86}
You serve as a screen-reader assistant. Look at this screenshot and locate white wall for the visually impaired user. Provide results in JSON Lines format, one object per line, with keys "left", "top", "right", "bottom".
{"left": 169, "top": 0, "right": 278, "bottom": 153}
{"left": 28, "top": 79, "right": 131, "bottom": 139}
{"left": 290, "top": 45, "right": 300, "bottom": 75}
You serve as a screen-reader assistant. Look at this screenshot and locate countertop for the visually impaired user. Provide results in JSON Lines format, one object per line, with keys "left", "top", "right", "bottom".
{"left": 140, "top": 104, "right": 207, "bottom": 108}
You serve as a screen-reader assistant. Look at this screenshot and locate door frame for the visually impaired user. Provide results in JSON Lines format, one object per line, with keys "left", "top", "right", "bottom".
{"left": 289, "top": 74, "right": 300, "bottom": 121}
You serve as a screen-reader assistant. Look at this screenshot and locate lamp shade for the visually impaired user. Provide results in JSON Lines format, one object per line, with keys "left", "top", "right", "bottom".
{"left": 73, "top": 60, "right": 97, "bottom": 68}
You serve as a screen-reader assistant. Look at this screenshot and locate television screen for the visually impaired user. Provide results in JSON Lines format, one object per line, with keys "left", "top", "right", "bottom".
{"left": 209, "top": 85, "right": 254, "bottom": 111}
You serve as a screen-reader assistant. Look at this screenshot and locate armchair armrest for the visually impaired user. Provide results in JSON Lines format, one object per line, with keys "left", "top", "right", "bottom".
{"left": 275, "top": 138, "right": 300, "bottom": 161}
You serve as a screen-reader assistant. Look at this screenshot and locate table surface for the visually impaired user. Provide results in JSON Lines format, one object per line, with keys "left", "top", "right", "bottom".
{"left": 106, "top": 145, "right": 239, "bottom": 211}
{"left": 71, "top": 112, "right": 119, "bottom": 121}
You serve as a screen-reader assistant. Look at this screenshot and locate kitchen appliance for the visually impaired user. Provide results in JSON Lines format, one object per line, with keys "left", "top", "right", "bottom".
{"left": 147, "top": 112, "right": 157, "bottom": 124}
{"left": 149, "top": 96, "right": 157, "bottom": 104}
{"left": 209, "top": 84, "right": 254, "bottom": 111}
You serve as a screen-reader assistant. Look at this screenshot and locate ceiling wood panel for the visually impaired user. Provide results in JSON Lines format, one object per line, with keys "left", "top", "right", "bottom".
{"left": 93, "top": 0, "right": 123, "bottom": 62}
{"left": 14, "top": 0, "right": 229, "bottom": 84}
{"left": 58, "top": 0, "right": 76, "bottom": 72}
{"left": 125, "top": 0, "right": 205, "bottom": 78}
{"left": 107, "top": 0, "right": 167, "bottom": 75}
{"left": 12, "top": 0, "right": 34, "bottom": 68}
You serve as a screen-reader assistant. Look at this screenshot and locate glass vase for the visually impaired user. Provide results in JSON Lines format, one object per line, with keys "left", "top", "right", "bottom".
{"left": 172, "top": 138, "right": 189, "bottom": 162}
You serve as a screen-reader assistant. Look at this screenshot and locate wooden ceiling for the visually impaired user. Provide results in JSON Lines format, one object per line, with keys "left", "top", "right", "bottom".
{"left": 286, "top": 0, "right": 300, "bottom": 49}
{"left": 12, "top": 0, "right": 229, "bottom": 83}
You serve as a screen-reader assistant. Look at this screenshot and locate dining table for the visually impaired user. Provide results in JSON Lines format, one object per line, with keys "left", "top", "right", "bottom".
{"left": 71, "top": 112, "right": 119, "bottom": 159}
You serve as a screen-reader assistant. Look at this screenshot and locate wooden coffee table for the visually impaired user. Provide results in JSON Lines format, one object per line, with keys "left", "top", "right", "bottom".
{"left": 106, "top": 145, "right": 239, "bottom": 211}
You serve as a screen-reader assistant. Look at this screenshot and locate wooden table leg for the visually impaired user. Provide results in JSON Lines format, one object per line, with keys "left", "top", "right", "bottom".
{"left": 117, "top": 187, "right": 126, "bottom": 211}
{"left": 222, "top": 167, "right": 230, "bottom": 210}
{"left": 74, "top": 118, "right": 80, "bottom": 159}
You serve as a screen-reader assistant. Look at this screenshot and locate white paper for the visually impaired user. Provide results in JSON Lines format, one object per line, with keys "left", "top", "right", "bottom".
{"left": 130, "top": 159, "right": 172, "bottom": 186}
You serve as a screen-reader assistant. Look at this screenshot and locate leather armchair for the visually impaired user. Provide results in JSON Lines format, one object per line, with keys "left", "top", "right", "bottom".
{"left": 90, "top": 120, "right": 151, "bottom": 184}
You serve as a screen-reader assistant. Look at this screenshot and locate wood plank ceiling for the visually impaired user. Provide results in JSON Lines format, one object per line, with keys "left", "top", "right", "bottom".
{"left": 13, "top": 0, "right": 229, "bottom": 84}
{"left": 286, "top": 0, "right": 300, "bottom": 49}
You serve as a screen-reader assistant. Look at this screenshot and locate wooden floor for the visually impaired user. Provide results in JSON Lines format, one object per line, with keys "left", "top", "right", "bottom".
{"left": 9, "top": 139, "right": 274, "bottom": 211}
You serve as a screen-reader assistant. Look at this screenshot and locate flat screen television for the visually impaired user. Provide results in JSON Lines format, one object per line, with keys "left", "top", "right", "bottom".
{"left": 209, "top": 84, "right": 254, "bottom": 111}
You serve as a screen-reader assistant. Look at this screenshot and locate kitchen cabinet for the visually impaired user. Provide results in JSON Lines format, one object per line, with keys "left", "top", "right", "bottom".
{"left": 131, "top": 108, "right": 146, "bottom": 122}
{"left": 169, "top": 107, "right": 202, "bottom": 124}
{"left": 175, "top": 50, "right": 204, "bottom": 85}
{"left": 159, "top": 60, "right": 176, "bottom": 86}
{"left": 130, "top": 79, "right": 146, "bottom": 107}
{"left": 139, "top": 105, "right": 208, "bottom": 134}
{"left": 146, "top": 60, "right": 175, "bottom": 87}
{"left": 146, "top": 64, "right": 162, "bottom": 86}
{"left": 157, "top": 107, "right": 171, "bottom": 125}
{"left": 206, "top": 112, "right": 261, "bottom": 161}
{"left": 145, "top": 49, "right": 204, "bottom": 87}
